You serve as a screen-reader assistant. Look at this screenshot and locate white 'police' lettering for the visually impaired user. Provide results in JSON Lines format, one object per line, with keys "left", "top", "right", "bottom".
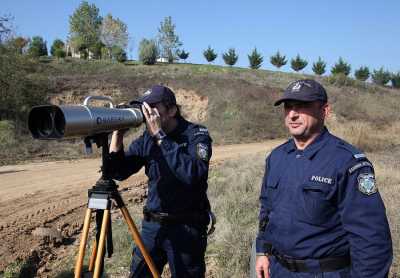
{"left": 310, "top": 175, "right": 333, "bottom": 184}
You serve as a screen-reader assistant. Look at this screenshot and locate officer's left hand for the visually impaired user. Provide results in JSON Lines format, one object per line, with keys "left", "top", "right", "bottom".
{"left": 142, "top": 102, "right": 161, "bottom": 136}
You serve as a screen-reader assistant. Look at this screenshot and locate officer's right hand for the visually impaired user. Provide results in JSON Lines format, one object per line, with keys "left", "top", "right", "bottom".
{"left": 255, "top": 255, "right": 270, "bottom": 278}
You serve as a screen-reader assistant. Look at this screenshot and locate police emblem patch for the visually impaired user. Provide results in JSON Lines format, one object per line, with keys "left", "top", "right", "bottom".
{"left": 357, "top": 173, "right": 377, "bottom": 195}
{"left": 196, "top": 143, "right": 209, "bottom": 161}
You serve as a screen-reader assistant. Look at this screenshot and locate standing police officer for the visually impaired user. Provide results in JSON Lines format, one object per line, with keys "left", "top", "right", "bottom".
{"left": 255, "top": 79, "right": 392, "bottom": 277}
{"left": 109, "top": 85, "right": 212, "bottom": 277}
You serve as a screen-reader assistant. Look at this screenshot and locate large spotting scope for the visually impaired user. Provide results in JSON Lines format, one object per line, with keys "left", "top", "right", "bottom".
{"left": 28, "top": 96, "right": 143, "bottom": 140}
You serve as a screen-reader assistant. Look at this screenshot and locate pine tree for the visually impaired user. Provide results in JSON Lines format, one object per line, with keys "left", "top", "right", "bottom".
{"left": 270, "top": 51, "right": 287, "bottom": 69}
{"left": 177, "top": 49, "right": 189, "bottom": 62}
{"left": 331, "top": 57, "right": 351, "bottom": 76}
{"left": 28, "top": 36, "right": 48, "bottom": 57}
{"left": 248, "top": 48, "right": 263, "bottom": 69}
{"left": 312, "top": 57, "right": 326, "bottom": 75}
{"left": 354, "top": 66, "right": 370, "bottom": 81}
{"left": 203, "top": 46, "right": 217, "bottom": 63}
{"left": 290, "top": 54, "right": 308, "bottom": 72}
{"left": 222, "top": 48, "right": 238, "bottom": 66}
{"left": 371, "top": 67, "right": 391, "bottom": 86}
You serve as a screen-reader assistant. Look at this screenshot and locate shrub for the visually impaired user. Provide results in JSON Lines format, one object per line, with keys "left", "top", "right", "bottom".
{"left": 222, "top": 48, "right": 238, "bottom": 66}
{"left": 270, "top": 51, "right": 287, "bottom": 69}
{"left": 248, "top": 48, "right": 263, "bottom": 69}
{"left": 290, "top": 54, "right": 308, "bottom": 72}
{"left": 312, "top": 57, "right": 326, "bottom": 75}
{"left": 138, "top": 38, "right": 158, "bottom": 65}
{"left": 203, "top": 46, "right": 217, "bottom": 63}
{"left": 177, "top": 49, "right": 189, "bottom": 62}
{"left": 50, "top": 39, "right": 65, "bottom": 56}
{"left": 54, "top": 48, "right": 66, "bottom": 59}
{"left": 354, "top": 66, "right": 370, "bottom": 81}
{"left": 331, "top": 57, "right": 351, "bottom": 76}
{"left": 371, "top": 67, "right": 391, "bottom": 86}
{"left": 27, "top": 36, "right": 48, "bottom": 57}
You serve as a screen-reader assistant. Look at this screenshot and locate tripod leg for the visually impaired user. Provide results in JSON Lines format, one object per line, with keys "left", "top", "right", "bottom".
{"left": 93, "top": 209, "right": 110, "bottom": 278}
{"left": 120, "top": 206, "right": 161, "bottom": 278}
{"left": 74, "top": 208, "right": 92, "bottom": 278}
{"left": 88, "top": 238, "right": 97, "bottom": 271}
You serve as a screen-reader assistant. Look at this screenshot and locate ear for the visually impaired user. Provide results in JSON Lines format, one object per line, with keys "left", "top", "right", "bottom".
{"left": 322, "top": 103, "right": 331, "bottom": 119}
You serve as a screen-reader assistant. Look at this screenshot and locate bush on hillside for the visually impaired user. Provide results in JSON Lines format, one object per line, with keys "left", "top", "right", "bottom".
{"left": 290, "top": 54, "right": 308, "bottom": 72}
{"left": 54, "top": 48, "right": 66, "bottom": 59}
{"left": 331, "top": 57, "right": 351, "bottom": 76}
{"left": 248, "top": 48, "right": 263, "bottom": 69}
{"left": 27, "top": 36, "right": 48, "bottom": 58}
{"left": 270, "top": 51, "right": 287, "bottom": 69}
{"left": 138, "top": 38, "right": 158, "bottom": 65}
{"left": 371, "top": 67, "right": 391, "bottom": 86}
{"left": 354, "top": 66, "right": 370, "bottom": 81}
{"left": 203, "top": 46, "right": 217, "bottom": 63}
{"left": 177, "top": 49, "right": 189, "bottom": 62}
{"left": 222, "top": 48, "right": 238, "bottom": 66}
{"left": 312, "top": 57, "right": 326, "bottom": 75}
{"left": 112, "top": 46, "right": 127, "bottom": 62}
{"left": 50, "top": 39, "right": 65, "bottom": 56}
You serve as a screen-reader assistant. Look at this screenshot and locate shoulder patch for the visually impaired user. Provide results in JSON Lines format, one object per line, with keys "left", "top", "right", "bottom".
{"left": 193, "top": 126, "right": 209, "bottom": 137}
{"left": 348, "top": 161, "right": 373, "bottom": 174}
{"left": 353, "top": 153, "right": 366, "bottom": 159}
{"left": 196, "top": 143, "right": 209, "bottom": 161}
{"left": 357, "top": 173, "right": 377, "bottom": 195}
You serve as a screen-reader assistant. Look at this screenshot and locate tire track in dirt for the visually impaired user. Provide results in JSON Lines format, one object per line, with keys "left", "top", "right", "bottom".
{"left": 0, "top": 140, "right": 281, "bottom": 275}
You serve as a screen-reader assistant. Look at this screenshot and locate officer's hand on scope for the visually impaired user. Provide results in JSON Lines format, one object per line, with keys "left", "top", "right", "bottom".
{"left": 114, "top": 102, "right": 130, "bottom": 136}
{"left": 255, "top": 255, "right": 270, "bottom": 278}
{"left": 142, "top": 102, "right": 161, "bottom": 136}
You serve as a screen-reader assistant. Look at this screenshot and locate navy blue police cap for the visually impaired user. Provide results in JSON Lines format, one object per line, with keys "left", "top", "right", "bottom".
{"left": 274, "top": 79, "right": 328, "bottom": 106}
{"left": 137, "top": 85, "right": 177, "bottom": 105}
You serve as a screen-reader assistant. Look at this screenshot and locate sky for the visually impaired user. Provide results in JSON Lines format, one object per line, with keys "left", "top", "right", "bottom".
{"left": 3, "top": 0, "right": 400, "bottom": 75}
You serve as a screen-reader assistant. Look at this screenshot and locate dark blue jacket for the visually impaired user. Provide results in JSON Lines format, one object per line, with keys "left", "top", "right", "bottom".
{"left": 256, "top": 128, "right": 392, "bottom": 277}
{"left": 109, "top": 117, "right": 212, "bottom": 214}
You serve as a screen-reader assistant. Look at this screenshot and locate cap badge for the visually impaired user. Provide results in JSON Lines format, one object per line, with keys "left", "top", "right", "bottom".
{"left": 291, "top": 82, "right": 302, "bottom": 92}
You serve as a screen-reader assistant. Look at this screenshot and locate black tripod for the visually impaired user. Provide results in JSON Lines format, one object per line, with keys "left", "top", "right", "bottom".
{"left": 74, "top": 134, "right": 160, "bottom": 278}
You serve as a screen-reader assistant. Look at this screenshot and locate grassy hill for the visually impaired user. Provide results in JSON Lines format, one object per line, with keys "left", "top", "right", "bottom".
{"left": 1, "top": 57, "right": 400, "bottom": 164}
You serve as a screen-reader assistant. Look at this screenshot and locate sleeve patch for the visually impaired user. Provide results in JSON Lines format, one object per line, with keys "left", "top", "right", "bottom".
{"left": 357, "top": 173, "right": 377, "bottom": 195}
{"left": 196, "top": 143, "right": 209, "bottom": 161}
{"left": 348, "top": 161, "right": 373, "bottom": 174}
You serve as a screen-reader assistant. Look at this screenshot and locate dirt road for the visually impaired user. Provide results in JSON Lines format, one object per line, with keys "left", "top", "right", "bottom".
{"left": 0, "top": 140, "right": 281, "bottom": 275}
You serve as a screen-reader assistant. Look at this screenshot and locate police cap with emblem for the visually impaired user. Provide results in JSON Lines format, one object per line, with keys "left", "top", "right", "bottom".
{"left": 136, "top": 85, "right": 177, "bottom": 105}
{"left": 274, "top": 79, "right": 328, "bottom": 106}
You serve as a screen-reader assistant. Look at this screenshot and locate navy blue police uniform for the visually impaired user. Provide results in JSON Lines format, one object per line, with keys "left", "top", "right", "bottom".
{"left": 109, "top": 86, "right": 212, "bottom": 277}
{"left": 256, "top": 80, "right": 392, "bottom": 277}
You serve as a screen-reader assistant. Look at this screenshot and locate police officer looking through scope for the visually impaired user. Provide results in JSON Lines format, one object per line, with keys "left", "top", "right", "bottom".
{"left": 255, "top": 79, "right": 392, "bottom": 277}
{"left": 109, "top": 85, "right": 212, "bottom": 277}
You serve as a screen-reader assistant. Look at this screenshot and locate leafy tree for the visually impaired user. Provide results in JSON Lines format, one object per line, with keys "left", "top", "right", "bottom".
{"left": 88, "top": 41, "right": 104, "bottom": 59}
{"left": 290, "top": 54, "right": 308, "bottom": 72}
{"left": 28, "top": 36, "right": 48, "bottom": 57}
{"left": 69, "top": 1, "right": 102, "bottom": 56}
{"left": 371, "top": 67, "right": 391, "bottom": 86}
{"left": 248, "top": 48, "right": 263, "bottom": 69}
{"left": 331, "top": 57, "right": 351, "bottom": 76}
{"left": 138, "top": 38, "right": 158, "bottom": 65}
{"left": 391, "top": 72, "right": 400, "bottom": 88}
{"left": 111, "top": 46, "right": 126, "bottom": 62}
{"left": 312, "top": 57, "right": 326, "bottom": 75}
{"left": 50, "top": 39, "right": 65, "bottom": 56}
{"left": 7, "top": 36, "right": 29, "bottom": 54}
{"left": 54, "top": 48, "right": 66, "bottom": 59}
{"left": 177, "top": 49, "right": 189, "bottom": 62}
{"left": 354, "top": 66, "right": 370, "bottom": 81}
{"left": 100, "top": 14, "right": 128, "bottom": 59}
{"left": 203, "top": 46, "right": 217, "bottom": 63}
{"left": 270, "top": 51, "right": 287, "bottom": 69}
{"left": 222, "top": 48, "right": 238, "bottom": 66}
{"left": 157, "top": 16, "right": 182, "bottom": 63}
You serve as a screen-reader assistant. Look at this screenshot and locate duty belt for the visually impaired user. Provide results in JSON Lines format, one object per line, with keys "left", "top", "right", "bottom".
{"left": 273, "top": 251, "right": 351, "bottom": 273}
{"left": 143, "top": 208, "right": 216, "bottom": 235}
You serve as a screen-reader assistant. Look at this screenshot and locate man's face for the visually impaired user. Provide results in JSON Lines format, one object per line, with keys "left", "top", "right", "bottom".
{"left": 284, "top": 100, "right": 328, "bottom": 140}
{"left": 150, "top": 102, "right": 177, "bottom": 129}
